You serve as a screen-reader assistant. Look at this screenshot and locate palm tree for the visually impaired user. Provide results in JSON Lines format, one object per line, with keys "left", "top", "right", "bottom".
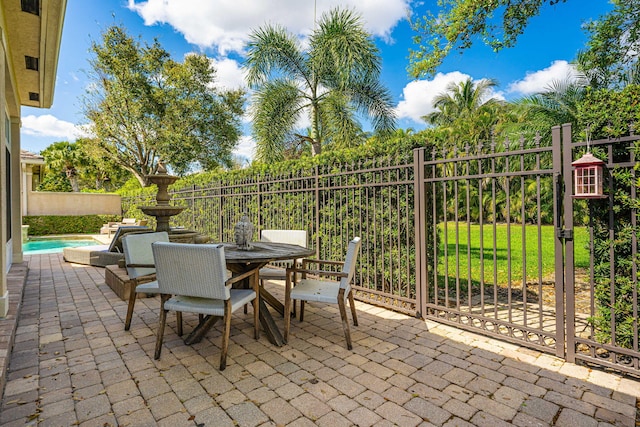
{"left": 508, "top": 74, "right": 588, "bottom": 141}
{"left": 245, "top": 7, "right": 396, "bottom": 162}
{"left": 40, "top": 141, "right": 84, "bottom": 192}
{"left": 424, "top": 78, "right": 504, "bottom": 146}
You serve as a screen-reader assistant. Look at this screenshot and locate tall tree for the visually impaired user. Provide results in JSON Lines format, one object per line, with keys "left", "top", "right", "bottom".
{"left": 82, "top": 25, "right": 245, "bottom": 186}
{"left": 245, "top": 7, "right": 396, "bottom": 162}
{"left": 408, "top": 0, "right": 568, "bottom": 78}
{"left": 424, "top": 78, "right": 504, "bottom": 146}
{"left": 75, "top": 138, "right": 131, "bottom": 190}
{"left": 577, "top": 0, "right": 640, "bottom": 89}
{"left": 509, "top": 75, "right": 587, "bottom": 140}
{"left": 40, "top": 141, "right": 84, "bottom": 192}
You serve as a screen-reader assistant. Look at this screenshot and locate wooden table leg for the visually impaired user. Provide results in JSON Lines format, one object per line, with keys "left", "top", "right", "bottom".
{"left": 260, "top": 286, "right": 285, "bottom": 317}
{"left": 184, "top": 315, "right": 220, "bottom": 345}
{"left": 258, "top": 298, "right": 285, "bottom": 346}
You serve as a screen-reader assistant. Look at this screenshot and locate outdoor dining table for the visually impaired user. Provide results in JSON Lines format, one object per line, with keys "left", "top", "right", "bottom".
{"left": 182, "top": 241, "right": 315, "bottom": 347}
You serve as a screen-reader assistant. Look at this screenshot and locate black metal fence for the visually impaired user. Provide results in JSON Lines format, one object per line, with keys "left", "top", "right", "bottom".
{"left": 121, "top": 125, "right": 640, "bottom": 376}
{"left": 122, "top": 157, "right": 418, "bottom": 314}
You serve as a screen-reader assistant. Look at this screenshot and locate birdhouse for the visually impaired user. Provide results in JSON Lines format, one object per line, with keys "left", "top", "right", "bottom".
{"left": 572, "top": 152, "right": 606, "bottom": 199}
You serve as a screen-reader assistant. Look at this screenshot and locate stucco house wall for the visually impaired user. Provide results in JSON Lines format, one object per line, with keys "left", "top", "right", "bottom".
{"left": 0, "top": 1, "right": 67, "bottom": 317}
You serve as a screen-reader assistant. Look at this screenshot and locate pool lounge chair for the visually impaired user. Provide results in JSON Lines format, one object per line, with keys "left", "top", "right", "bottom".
{"left": 63, "top": 225, "right": 151, "bottom": 267}
{"left": 100, "top": 218, "right": 145, "bottom": 236}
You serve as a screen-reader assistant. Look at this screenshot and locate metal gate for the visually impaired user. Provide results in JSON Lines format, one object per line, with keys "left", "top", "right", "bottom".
{"left": 559, "top": 123, "right": 640, "bottom": 375}
{"left": 416, "top": 124, "right": 640, "bottom": 375}
{"left": 416, "top": 134, "right": 565, "bottom": 356}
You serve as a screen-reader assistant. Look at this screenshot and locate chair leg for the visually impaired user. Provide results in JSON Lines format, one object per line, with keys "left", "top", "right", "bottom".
{"left": 124, "top": 281, "right": 138, "bottom": 331}
{"left": 154, "top": 294, "right": 170, "bottom": 359}
{"left": 176, "top": 311, "right": 183, "bottom": 336}
{"left": 253, "top": 274, "right": 260, "bottom": 340}
{"left": 220, "top": 300, "right": 232, "bottom": 371}
{"left": 348, "top": 290, "right": 358, "bottom": 326}
{"left": 299, "top": 301, "right": 305, "bottom": 322}
{"left": 338, "top": 298, "right": 353, "bottom": 350}
{"left": 284, "top": 275, "right": 292, "bottom": 343}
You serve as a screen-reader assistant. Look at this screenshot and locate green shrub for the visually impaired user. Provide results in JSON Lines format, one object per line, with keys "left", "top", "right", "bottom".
{"left": 23, "top": 215, "right": 121, "bottom": 236}
{"left": 578, "top": 85, "right": 640, "bottom": 349}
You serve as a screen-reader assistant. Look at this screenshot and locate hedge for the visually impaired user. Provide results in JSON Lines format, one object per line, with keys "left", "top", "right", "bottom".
{"left": 23, "top": 215, "right": 121, "bottom": 236}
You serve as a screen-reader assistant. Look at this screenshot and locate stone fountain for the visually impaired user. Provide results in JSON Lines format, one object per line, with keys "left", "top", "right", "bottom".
{"left": 139, "top": 162, "right": 209, "bottom": 243}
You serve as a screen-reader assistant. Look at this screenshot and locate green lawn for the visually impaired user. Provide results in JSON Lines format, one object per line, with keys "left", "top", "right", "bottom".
{"left": 436, "top": 223, "right": 589, "bottom": 287}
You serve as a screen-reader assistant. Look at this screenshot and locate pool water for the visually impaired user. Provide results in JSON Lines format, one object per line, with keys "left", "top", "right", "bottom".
{"left": 23, "top": 238, "right": 100, "bottom": 255}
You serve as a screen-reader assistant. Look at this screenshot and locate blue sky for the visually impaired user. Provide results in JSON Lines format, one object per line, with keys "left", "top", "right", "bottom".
{"left": 21, "top": 0, "right": 614, "bottom": 160}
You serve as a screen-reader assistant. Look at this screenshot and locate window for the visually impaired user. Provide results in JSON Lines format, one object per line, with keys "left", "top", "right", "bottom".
{"left": 25, "top": 56, "right": 39, "bottom": 71}
{"left": 21, "top": 0, "right": 39, "bottom": 15}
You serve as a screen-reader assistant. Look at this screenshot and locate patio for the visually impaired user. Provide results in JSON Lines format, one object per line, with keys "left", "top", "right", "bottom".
{"left": 0, "top": 253, "right": 638, "bottom": 426}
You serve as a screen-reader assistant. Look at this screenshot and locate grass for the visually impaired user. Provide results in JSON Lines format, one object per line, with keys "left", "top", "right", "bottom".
{"left": 436, "top": 223, "right": 589, "bottom": 287}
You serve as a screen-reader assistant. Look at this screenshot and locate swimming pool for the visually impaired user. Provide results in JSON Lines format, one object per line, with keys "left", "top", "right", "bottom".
{"left": 23, "top": 237, "right": 101, "bottom": 255}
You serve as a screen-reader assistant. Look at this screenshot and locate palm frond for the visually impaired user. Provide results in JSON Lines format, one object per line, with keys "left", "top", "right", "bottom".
{"left": 245, "top": 25, "right": 310, "bottom": 88}
{"left": 251, "top": 80, "right": 304, "bottom": 162}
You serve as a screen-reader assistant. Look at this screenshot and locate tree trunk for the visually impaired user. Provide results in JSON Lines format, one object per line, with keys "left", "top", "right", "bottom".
{"left": 69, "top": 177, "right": 80, "bottom": 192}
{"left": 65, "top": 167, "right": 80, "bottom": 192}
{"left": 311, "top": 141, "right": 322, "bottom": 156}
{"left": 135, "top": 173, "right": 149, "bottom": 187}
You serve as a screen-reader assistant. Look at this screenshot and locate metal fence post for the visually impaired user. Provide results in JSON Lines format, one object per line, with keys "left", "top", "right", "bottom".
{"left": 414, "top": 148, "right": 426, "bottom": 318}
{"left": 552, "top": 124, "right": 566, "bottom": 358}
{"left": 314, "top": 165, "right": 320, "bottom": 258}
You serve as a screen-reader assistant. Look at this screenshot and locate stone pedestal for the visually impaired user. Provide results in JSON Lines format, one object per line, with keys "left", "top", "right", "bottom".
{"left": 105, "top": 265, "right": 154, "bottom": 301}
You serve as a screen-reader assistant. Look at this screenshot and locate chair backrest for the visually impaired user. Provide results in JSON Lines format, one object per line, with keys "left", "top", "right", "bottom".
{"left": 340, "top": 237, "right": 362, "bottom": 291}
{"left": 122, "top": 232, "right": 169, "bottom": 280}
{"left": 122, "top": 218, "right": 137, "bottom": 225}
{"left": 108, "top": 225, "right": 151, "bottom": 252}
{"left": 260, "top": 230, "right": 307, "bottom": 247}
{"left": 152, "top": 242, "right": 230, "bottom": 300}
{"left": 260, "top": 230, "right": 308, "bottom": 267}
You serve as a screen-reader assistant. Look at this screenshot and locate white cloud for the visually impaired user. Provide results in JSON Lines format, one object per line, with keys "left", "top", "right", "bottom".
{"left": 233, "top": 135, "right": 256, "bottom": 163}
{"left": 208, "top": 57, "right": 247, "bottom": 90}
{"left": 127, "top": 0, "right": 410, "bottom": 55}
{"left": 395, "top": 71, "right": 471, "bottom": 123}
{"left": 507, "top": 60, "right": 578, "bottom": 95}
{"left": 21, "top": 115, "right": 86, "bottom": 140}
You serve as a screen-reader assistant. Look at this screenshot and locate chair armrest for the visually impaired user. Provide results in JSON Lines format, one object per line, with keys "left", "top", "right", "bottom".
{"left": 286, "top": 267, "right": 347, "bottom": 279}
{"left": 301, "top": 258, "right": 345, "bottom": 268}
{"left": 126, "top": 263, "right": 155, "bottom": 269}
{"left": 225, "top": 267, "right": 260, "bottom": 286}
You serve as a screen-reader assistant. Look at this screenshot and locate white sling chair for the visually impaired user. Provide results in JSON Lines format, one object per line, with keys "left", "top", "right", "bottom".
{"left": 259, "top": 230, "right": 308, "bottom": 284}
{"left": 152, "top": 242, "right": 260, "bottom": 370}
{"left": 284, "top": 237, "right": 361, "bottom": 350}
{"left": 122, "top": 232, "right": 179, "bottom": 332}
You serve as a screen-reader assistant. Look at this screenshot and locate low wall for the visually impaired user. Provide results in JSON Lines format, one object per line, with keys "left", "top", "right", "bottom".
{"left": 26, "top": 191, "right": 122, "bottom": 216}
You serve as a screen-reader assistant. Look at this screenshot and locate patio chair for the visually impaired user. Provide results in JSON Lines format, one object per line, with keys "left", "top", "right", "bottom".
{"left": 152, "top": 242, "right": 260, "bottom": 370}
{"left": 63, "top": 225, "right": 151, "bottom": 267}
{"left": 283, "top": 237, "right": 361, "bottom": 350}
{"left": 258, "top": 230, "right": 308, "bottom": 316}
{"left": 122, "top": 232, "right": 179, "bottom": 332}
{"left": 259, "top": 230, "right": 308, "bottom": 284}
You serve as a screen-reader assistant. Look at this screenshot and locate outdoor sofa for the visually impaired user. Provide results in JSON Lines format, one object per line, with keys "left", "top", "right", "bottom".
{"left": 63, "top": 226, "right": 151, "bottom": 267}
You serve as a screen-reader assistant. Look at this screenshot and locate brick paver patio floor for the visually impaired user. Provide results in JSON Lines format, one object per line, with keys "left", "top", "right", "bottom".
{"left": 0, "top": 253, "right": 638, "bottom": 426}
